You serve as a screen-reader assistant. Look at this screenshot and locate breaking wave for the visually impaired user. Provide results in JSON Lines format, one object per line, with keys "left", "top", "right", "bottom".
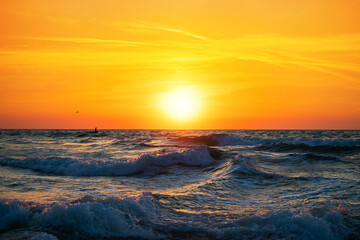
{"left": 230, "top": 156, "right": 270, "bottom": 176}
{"left": 1, "top": 130, "right": 359, "bottom": 239}
{"left": 0, "top": 193, "right": 159, "bottom": 239}
{"left": 212, "top": 208, "right": 353, "bottom": 240}
{"left": 0, "top": 147, "right": 218, "bottom": 176}
{"left": 0, "top": 194, "right": 355, "bottom": 240}
{"left": 177, "top": 134, "right": 360, "bottom": 150}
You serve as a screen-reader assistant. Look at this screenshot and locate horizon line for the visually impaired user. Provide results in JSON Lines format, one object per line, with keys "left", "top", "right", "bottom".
{"left": 0, "top": 128, "right": 359, "bottom": 131}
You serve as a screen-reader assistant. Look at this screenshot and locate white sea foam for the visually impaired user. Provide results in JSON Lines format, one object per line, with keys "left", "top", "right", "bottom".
{"left": 0, "top": 193, "right": 159, "bottom": 239}
{"left": 0, "top": 146, "right": 215, "bottom": 176}
{"left": 0, "top": 196, "right": 352, "bottom": 239}
{"left": 0, "top": 130, "right": 358, "bottom": 239}
{"left": 212, "top": 209, "right": 350, "bottom": 240}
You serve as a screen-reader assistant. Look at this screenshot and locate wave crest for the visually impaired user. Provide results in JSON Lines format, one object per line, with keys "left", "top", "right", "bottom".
{"left": 177, "top": 134, "right": 360, "bottom": 150}
{"left": 213, "top": 208, "right": 352, "bottom": 240}
{"left": 229, "top": 156, "right": 280, "bottom": 178}
{"left": 0, "top": 193, "right": 159, "bottom": 239}
{"left": 0, "top": 147, "right": 218, "bottom": 176}
{"left": 0, "top": 195, "right": 355, "bottom": 239}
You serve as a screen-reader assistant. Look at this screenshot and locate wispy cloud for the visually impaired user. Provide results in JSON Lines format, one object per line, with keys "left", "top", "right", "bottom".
{"left": 14, "top": 36, "right": 145, "bottom": 45}
{"left": 3, "top": 33, "right": 360, "bottom": 86}
{"left": 120, "top": 21, "right": 209, "bottom": 41}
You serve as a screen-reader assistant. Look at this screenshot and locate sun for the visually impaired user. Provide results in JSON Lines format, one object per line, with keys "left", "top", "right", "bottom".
{"left": 162, "top": 87, "right": 201, "bottom": 121}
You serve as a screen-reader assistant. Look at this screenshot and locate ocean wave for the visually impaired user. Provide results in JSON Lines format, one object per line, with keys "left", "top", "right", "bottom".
{"left": 285, "top": 153, "right": 343, "bottom": 162}
{"left": 228, "top": 156, "right": 346, "bottom": 181}
{"left": 212, "top": 208, "right": 353, "bottom": 240}
{"left": 177, "top": 134, "right": 360, "bottom": 148}
{"left": 0, "top": 195, "right": 355, "bottom": 240}
{"left": 76, "top": 132, "right": 108, "bottom": 138}
{"left": 137, "top": 142, "right": 188, "bottom": 149}
{"left": 0, "top": 147, "right": 218, "bottom": 176}
{"left": 254, "top": 142, "right": 360, "bottom": 153}
{"left": 0, "top": 193, "right": 160, "bottom": 239}
{"left": 176, "top": 135, "right": 223, "bottom": 146}
{"left": 229, "top": 156, "right": 281, "bottom": 178}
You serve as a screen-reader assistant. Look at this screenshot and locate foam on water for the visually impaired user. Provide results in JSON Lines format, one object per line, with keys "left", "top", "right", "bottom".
{"left": 0, "top": 193, "right": 355, "bottom": 240}
{"left": 212, "top": 208, "right": 351, "bottom": 240}
{"left": 0, "top": 193, "right": 159, "bottom": 239}
{"left": 0, "top": 146, "right": 216, "bottom": 176}
{"left": 0, "top": 130, "right": 359, "bottom": 239}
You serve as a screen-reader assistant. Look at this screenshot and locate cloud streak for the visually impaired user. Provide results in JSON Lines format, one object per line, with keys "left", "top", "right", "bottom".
{"left": 2, "top": 33, "right": 360, "bottom": 86}
{"left": 14, "top": 36, "right": 145, "bottom": 45}
{"left": 121, "top": 21, "right": 209, "bottom": 41}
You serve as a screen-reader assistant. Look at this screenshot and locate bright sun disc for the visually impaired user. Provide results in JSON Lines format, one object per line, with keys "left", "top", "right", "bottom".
{"left": 162, "top": 87, "right": 200, "bottom": 121}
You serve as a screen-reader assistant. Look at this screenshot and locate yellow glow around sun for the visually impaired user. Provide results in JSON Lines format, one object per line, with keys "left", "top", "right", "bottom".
{"left": 162, "top": 86, "right": 201, "bottom": 121}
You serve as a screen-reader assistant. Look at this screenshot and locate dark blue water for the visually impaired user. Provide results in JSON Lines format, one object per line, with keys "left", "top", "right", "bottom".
{"left": 0, "top": 130, "right": 359, "bottom": 239}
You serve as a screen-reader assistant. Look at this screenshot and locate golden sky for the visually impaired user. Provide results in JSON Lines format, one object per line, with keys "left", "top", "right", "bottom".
{"left": 1, "top": 0, "right": 360, "bottom": 129}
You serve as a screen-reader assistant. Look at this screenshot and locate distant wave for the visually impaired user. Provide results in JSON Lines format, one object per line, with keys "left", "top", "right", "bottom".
{"left": 76, "top": 132, "right": 108, "bottom": 138}
{"left": 247, "top": 152, "right": 343, "bottom": 163}
{"left": 228, "top": 156, "right": 352, "bottom": 181}
{"left": 0, "top": 130, "right": 109, "bottom": 138}
{"left": 0, "top": 147, "right": 219, "bottom": 176}
{"left": 0, "top": 193, "right": 355, "bottom": 240}
{"left": 136, "top": 142, "right": 188, "bottom": 149}
{"left": 283, "top": 152, "right": 343, "bottom": 162}
{"left": 176, "top": 135, "right": 223, "bottom": 146}
{"left": 254, "top": 142, "right": 360, "bottom": 153}
{"left": 177, "top": 134, "right": 360, "bottom": 148}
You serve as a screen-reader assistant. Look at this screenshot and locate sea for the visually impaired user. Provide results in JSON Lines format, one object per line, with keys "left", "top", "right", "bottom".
{"left": 0, "top": 129, "right": 359, "bottom": 240}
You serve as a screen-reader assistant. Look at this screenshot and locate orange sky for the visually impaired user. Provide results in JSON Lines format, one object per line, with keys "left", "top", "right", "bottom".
{"left": 0, "top": 0, "right": 360, "bottom": 129}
